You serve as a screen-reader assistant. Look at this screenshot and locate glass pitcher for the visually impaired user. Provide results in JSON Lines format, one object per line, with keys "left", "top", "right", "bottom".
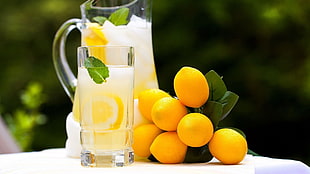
{"left": 53, "top": 0, "right": 158, "bottom": 104}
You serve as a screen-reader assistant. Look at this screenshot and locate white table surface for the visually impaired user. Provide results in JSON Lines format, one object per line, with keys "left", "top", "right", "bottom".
{"left": 0, "top": 148, "right": 309, "bottom": 174}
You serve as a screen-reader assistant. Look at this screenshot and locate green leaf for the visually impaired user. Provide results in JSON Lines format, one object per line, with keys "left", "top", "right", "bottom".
{"left": 187, "top": 107, "right": 204, "bottom": 114}
{"left": 84, "top": 56, "right": 109, "bottom": 84}
{"left": 108, "top": 8, "right": 129, "bottom": 26}
{"left": 184, "top": 144, "right": 213, "bottom": 163}
{"left": 92, "top": 16, "right": 108, "bottom": 25}
{"left": 148, "top": 154, "right": 158, "bottom": 162}
{"left": 203, "top": 101, "right": 223, "bottom": 128}
{"left": 248, "top": 149, "right": 260, "bottom": 156}
{"left": 218, "top": 91, "right": 239, "bottom": 120}
{"left": 205, "top": 70, "right": 227, "bottom": 101}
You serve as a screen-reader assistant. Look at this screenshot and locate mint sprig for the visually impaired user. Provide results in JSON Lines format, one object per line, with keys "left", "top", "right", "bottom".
{"left": 108, "top": 8, "right": 129, "bottom": 25}
{"left": 84, "top": 56, "right": 109, "bottom": 84}
{"left": 93, "top": 16, "right": 108, "bottom": 25}
{"left": 92, "top": 8, "right": 129, "bottom": 26}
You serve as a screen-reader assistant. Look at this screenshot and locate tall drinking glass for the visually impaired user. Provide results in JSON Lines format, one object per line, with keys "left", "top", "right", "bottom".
{"left": 77, "top": 45, "right": 135, "bottom": 167}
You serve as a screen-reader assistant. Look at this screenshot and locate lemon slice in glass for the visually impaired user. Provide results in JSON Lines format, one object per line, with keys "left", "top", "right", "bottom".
{"left": 82, "top": 23, "right": 108, "bottom": 62}
{"left": 83, "top": 23, "right": 108, "bottom": 46}
{"left": 72, "top": 87, "right": 80, "bottom": 122}
{"left": 83, "top": 94, "right": 124, "bottom": 130}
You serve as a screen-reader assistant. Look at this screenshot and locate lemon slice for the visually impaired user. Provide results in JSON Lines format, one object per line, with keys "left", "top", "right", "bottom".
{"left": 83, "top": 94, "right": 124, "bottom": 130}
{"left": 83, "top": 23, "right": 108, "bottom": 46}
{"left": 72, "top": 87, "right": 80, "bottom": 122}
{"left": 82, "top": 23, "right": 108, "bottom": 62}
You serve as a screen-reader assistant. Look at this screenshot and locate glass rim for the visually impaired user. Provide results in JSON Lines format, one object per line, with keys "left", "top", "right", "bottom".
{"left": 77, "top": 45, "right": 135, "bottom": 67}
{"left": 78, "top": 45, "right": 134, "bottom": 49}
{"left": 81, "top": 0, "right": 139, "bottom": 10}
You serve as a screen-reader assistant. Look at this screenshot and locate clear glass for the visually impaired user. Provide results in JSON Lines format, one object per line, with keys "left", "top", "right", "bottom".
{"left": 80, "top": 1, "right": 157, "bottom": 98}
{"left": 77, "top": 46, "right": 134, "bottom": 167}
{"left": 53, "top": 0, "right": 158, "bottom": 103}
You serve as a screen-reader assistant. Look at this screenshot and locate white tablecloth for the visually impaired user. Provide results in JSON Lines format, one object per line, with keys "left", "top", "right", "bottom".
{"left": 0, "top": 148, "right": 309, "bottom": 174}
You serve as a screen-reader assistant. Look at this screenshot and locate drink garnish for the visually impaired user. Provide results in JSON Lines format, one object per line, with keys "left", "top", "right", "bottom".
{"left": 92, "top": 16, "right": 107, "bottom": 25}
{"left": 108, "top": 8, "right": 129, "bottom": 25}
{"left": 93, "top": 8, "right": 129, "bottom": 26}
{"left": 84, "top": 56, "right": 109, "bottom": 84}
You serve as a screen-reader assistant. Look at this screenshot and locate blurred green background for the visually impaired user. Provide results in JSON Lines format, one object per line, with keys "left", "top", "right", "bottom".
{"left": 0, "top": 0, "right": 310, "bottom": 165}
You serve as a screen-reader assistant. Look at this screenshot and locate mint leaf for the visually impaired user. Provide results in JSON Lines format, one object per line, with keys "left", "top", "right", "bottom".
{"left": 205, "top": 70, "right": 227, "bottom": 101}
{"left": 92, "top": 8, "right": 129, "bottom": 26}
{"left": 93, "top": 16, "right": 108, "bottom": 25}
{"left": 108, "top": 8, "right": 129, "bottom": 26}
{"left": 84, "top": 56, "right": 109, "bottom": 84}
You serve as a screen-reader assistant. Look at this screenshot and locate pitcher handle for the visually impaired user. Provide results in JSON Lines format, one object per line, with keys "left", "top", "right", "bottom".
{"left": 52, "top": 18, "right": 81, "bottom": 102}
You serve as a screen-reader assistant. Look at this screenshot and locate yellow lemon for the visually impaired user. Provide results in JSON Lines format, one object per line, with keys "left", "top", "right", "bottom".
{"left": 174, "top": 66, "right": 209, "bottom": 108}
{"left": 138, "top": 88, "right": 170, "bottom": 121}
{"left": 209, "top": 128, "right": 248, "bottom": 165}
{"left": 133, "top": 124, "right": 163, "bottom": 157}
{"left": 133, "top": 99, "right": 152, "bottom": 128}
{"left": 150, "top": 132, "right": 187, "bottom": 164}
{"left": 151, "top": 97, "right": 187, "bottom": 131}
{"left": 177, "top": 113, "right": 214, "bottom": 147}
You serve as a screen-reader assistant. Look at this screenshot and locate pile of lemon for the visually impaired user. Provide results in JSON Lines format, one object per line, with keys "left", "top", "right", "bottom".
{"left": 133, "top": 66, "right": 248, "bottom": 165}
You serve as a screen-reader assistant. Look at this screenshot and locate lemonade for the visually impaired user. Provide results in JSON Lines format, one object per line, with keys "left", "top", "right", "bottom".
{"left": 77, "top": 46, "right": 135, "bottom": 167}
{"left": 78, "top": 66, "right": 134, "bottom": 167}
{"left": 52, "top": 0, "right": 158, "bottom": 160}
{"left": 81, "top": 15, "right": 158, "bottom": 97}
{"left": 72, "top": 16, "right": 158, "bottom": 122}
